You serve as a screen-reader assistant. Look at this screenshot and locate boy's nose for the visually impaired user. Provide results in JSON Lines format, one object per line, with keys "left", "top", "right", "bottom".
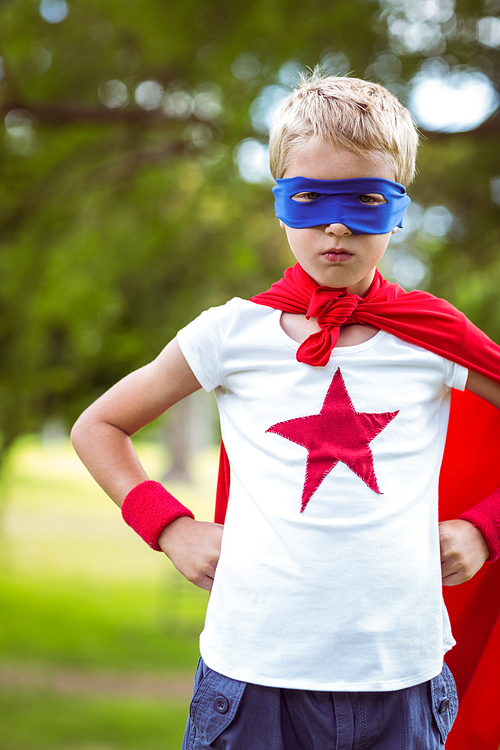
{"left": 325, "top": 222, "right": 352, "bottom": 237}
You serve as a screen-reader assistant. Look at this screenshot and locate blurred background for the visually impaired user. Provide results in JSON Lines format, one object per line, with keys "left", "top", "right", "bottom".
{"left": 0, "top": 0, "right": 499, "bottom": 747}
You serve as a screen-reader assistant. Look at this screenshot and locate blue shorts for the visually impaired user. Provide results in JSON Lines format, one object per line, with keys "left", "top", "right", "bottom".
{"left": 182, "top": 658, "right": 458, "bottom": 749}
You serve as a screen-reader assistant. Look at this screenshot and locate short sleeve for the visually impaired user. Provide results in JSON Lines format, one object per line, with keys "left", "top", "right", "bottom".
{"left": 444, "top": 360, "right": 468, "bottom": 392}
{"left": 176, "top": 298, "right": 241, "bottom": 393}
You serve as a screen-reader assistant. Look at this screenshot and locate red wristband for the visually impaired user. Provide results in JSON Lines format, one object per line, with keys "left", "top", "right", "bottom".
{"left": 460, "top": 488, "right": 500, "bottom": 563}
{"left": 121, "top": 480, "right": 194, "bottom": 551}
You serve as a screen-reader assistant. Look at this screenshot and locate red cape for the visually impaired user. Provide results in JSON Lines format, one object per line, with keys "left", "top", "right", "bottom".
{"left": 214, "top": 264, "right": 500, "bottom": 749}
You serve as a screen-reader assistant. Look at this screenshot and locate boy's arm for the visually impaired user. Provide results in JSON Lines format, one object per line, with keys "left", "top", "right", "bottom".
{"left": 439, "top": 370, "right": 500, "bottom": 586}
{"left": 71, "top": 338, "right": 223, "bottom": 591}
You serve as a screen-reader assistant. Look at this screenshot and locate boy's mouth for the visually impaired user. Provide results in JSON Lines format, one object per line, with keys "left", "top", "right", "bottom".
{"left": 322, "top": 248, "right": 353, "bottom": 262}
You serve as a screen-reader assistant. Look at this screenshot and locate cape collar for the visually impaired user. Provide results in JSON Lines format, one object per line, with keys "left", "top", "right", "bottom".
{"left": 250, "top": 262, "right": 500, "bottom": 384}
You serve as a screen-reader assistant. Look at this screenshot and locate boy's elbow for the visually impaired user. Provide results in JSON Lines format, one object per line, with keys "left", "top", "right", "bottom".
{"left": 70, "top": 412, "right": 87, "bottom": 453}
{"left": 70, "top": 407, "right": 97, "bottom": 454}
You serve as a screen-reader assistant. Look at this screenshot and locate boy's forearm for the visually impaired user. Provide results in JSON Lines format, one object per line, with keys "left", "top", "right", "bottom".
{"left": 71, "top": 415, "right": 149, "bottom": 505}
{"left": 121, "top": 480, "right": 194, "bottom": 550}
{"left": 72, "top": 420, "right": 220, "bottom": 589}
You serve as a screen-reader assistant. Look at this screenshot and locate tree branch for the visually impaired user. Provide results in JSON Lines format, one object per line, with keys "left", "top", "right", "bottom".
{"left": 0, "top": 97, "right": 497, "bottom": 136}
{"left": 0, "top": 99, "right": 205, "bottom": 128}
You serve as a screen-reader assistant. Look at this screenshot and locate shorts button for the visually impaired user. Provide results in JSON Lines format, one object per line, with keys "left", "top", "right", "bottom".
{"left": 438, "top": 698, "right": 450, "bottom": 714}
{"left": 213, "top": 695, "right": 229, "bottom": 714}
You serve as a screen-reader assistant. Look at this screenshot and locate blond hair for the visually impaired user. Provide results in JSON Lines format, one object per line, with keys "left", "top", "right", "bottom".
{"left": 269, "top": 71, "right": 419, "bottom": 186}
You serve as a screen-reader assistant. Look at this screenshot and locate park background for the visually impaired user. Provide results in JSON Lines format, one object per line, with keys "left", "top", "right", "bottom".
{"left": 0, "top": 0, "right": 499, "bottom": 747}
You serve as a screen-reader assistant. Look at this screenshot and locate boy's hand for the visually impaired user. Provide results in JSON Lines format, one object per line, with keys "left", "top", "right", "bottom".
{"left": 439, "top": 519, "right": 489, "bottom": 586}
{"left": 158, "top": 517, "right": 223, "bottom": 592}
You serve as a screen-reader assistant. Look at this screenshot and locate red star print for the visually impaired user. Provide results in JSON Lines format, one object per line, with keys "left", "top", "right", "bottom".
{"left": 266, "top": 368, "right": 399, "bottom": 512}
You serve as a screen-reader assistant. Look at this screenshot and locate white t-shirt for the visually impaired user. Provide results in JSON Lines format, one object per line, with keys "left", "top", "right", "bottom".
{"left": 176, "top": 297, "right": 468, "bottom": 691}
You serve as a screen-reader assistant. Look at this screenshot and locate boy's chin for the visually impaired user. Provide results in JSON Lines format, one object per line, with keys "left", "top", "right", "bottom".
{"left": 303, "top": 267, "right": 377, "bottom": 297}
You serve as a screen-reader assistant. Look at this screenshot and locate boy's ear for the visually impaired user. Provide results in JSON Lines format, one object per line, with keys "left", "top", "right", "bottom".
{"left": 279, "top": 220, "right": 285, "bottom": 229}
{"left": 391, "top": 227, "right": 399, "bottom": 235}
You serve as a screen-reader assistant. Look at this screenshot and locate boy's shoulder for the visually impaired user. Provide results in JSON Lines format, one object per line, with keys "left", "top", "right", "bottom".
{"left": 178, "top": 296, "right": 276, "bottom": 345}
{"left": 176, "top": 296, "right": 281, "bottom": 392}
{"left": 188, "top": 296, "right": 275, "bottom": 328}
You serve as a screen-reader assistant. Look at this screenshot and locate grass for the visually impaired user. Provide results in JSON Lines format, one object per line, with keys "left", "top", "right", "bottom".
{"left": 0, "top": 433, "right": 217, "bottom": 749}
{"left": 0, "top": 576, "right": 204, "bottom": 672}
{"left": 0, "top": 691, "right": 188, "bottom": 750}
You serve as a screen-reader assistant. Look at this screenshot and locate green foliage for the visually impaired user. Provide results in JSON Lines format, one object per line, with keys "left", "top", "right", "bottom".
{"left": 411, "top": 133, "right": 500, "bottom": 338}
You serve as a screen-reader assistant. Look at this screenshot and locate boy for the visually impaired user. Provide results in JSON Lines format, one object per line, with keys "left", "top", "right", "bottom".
{"left": 71, "top": 73, "right": 500, "bottom": 749}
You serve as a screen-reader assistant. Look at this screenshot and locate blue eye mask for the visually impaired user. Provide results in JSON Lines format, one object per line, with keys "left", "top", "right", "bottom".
{"left": 273, "top": 177, "right": 411, "bottom": 234}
